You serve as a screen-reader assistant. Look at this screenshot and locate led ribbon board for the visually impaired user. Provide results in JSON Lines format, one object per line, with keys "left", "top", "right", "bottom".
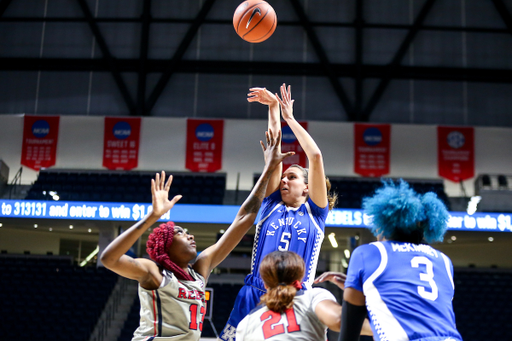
{"left": 1, "top": 200, "right": 511, "bottom": 233}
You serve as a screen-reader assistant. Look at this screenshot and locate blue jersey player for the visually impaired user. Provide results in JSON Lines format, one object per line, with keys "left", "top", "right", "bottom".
{"left": 219, "top": 84, "right": 337, "bottom": 341}
{"left": 317, "top": 180, "right": 462, "bottom": 341}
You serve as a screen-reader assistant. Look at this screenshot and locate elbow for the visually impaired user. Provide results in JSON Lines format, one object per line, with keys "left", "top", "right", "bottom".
{"left": 332, "top": 315, "right": 341, "bottom": 332}
{"left": 238, "top": 212, "right": 257, "bottom": 226}
{"left": 99, "top": 250, "right": 115, "bottom": 269}
{"left": 310, "top": 151, "right": 323, "bottom": 164}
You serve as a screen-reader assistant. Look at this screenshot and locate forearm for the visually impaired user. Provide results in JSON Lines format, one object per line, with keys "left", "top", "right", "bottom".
{"left": 338, "top": 300, "right": 367, "bottom": 341}
{"left": 268, "top": 103, "right": 280, "bottom": 132}
{"left": 266, "top": 103, "right": 282, "bottom": 194}
{"left": 100, "top": 213, "right": 160, "bottom": 267}
{"left": 202, "top": 164, "right": 275, "bottom": 269}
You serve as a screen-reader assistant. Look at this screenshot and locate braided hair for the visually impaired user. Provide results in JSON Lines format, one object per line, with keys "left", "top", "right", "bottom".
{"left": 362, "top": 179, "right": 449, "bottom": 244}
{"left": 259, "top": 251, "right": 305, "bottom": 313}
{"left": 146, "top": 221, "right": 195, "bottom": 281}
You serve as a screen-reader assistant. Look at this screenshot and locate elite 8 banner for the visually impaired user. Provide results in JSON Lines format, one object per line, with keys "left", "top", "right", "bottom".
{"left": 21, "top": 115, "right": 60, "bottom": 171}
{"left": 186, "top": 119, "right": 224, "bottom": 172}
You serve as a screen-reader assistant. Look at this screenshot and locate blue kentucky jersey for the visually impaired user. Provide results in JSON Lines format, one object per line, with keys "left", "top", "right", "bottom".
{"left": 249, "top": 190, "right": 328, "bottom": 288}
{"left": 345, "top": 241, "right": 462, "bottom": 341}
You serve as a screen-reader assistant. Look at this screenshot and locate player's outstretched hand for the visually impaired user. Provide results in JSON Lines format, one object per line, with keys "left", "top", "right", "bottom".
{"left": 276, "top": 83, "right": 295, "bottom": 121}
{"left": 260, "top": 129, "right": 295, "bottom": 170}
{"left": 151, "top": 171, "right": 182, "bottom": 217}
{"left": 314, "top": 271, "right": 347, "bottom": 290}
{"left": 248, "top": 87, "right": 278, "bottom": 107}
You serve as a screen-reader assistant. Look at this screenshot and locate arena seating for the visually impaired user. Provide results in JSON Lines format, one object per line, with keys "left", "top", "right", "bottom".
{"left": 25, "top": 170, "right": 226, "bottom": 205}
{"left": 453, "top": 269, "right": 512, "bottom": 341}
{"left": 0, "top": 255, "right": 118, "bottom": 341}
{"left": 253, "top": 175, "right": 450, "bottom": 210}
{"left": 2, "top": 254, "right": 510, "bottom": 341}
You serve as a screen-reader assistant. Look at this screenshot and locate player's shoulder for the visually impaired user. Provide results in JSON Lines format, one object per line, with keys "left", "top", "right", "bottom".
{"left": 352, "top": 242, "right": 381, "bottom": 255}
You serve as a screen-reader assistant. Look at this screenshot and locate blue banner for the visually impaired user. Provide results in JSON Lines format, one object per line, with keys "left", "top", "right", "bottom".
{"left": 1, "top": 199, "right": 511, "bottom": 233}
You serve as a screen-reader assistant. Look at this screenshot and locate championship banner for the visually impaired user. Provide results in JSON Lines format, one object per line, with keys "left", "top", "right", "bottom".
{"left": 21, "top": 115, "right": 60, "bottom": 171}
{"left": 354, "top": 123, "right": 391, "bottom": 177}
{"left": 186, "top": 119, "right": 224, "bottom": 172}
{"left": 103, "top": 117, "right": 141, "bottom": 170}
{"left": 281, "top": 121, "right": 308, "bottom": 169}
{"left": 437, "top": 126, "right": 474, "bottom": 182}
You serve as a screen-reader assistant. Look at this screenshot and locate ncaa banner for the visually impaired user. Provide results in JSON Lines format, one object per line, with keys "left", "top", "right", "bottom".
{"left": 186, "top": 119, "right": 224, "bottom": 172}
{"left": 103, "top": 117, "right": 141, "bottom": 170}
{"left": 21, "top": 115, "right": 60, "bottom": 171}
{"left": 281, "top": 121, "right": 308, "bottom": 169}
{"left": 354, "top": 123, "right": 391, "bottom": 177}
{"left": 438, "top": 126, "right": 474, "bottom": 182}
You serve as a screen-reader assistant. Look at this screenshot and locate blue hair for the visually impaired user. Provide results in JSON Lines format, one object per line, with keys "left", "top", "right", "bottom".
{"left": 362, "top": 180, "right": 449, "bottom": 243}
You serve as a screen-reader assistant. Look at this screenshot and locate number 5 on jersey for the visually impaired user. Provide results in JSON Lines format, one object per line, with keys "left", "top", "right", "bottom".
{"left": 278, "top": 232, "right": 291, "bottom": 251}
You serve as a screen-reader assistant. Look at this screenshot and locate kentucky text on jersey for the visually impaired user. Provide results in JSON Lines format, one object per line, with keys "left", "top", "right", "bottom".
{"left": 267, "top": 217, "right": 307, "bottom": 243}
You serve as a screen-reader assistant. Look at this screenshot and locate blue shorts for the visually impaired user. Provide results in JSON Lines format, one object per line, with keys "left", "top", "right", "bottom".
{"left": 218, "top": 275, "right": 266, "bottom": 341}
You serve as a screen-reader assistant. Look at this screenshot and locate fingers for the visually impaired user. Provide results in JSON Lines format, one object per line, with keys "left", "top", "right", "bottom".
{"left": 275, "top": 93, "right": 284, "bottom": 106}
{"left": 260, "top": 140, "right": 266, "bottom": 153}
{"left": 151, "top": 178, "right": 156, "bottom": 195}
{"left": 155, "top": 172, "right": 160, "bottom": 189}
{"left": 164, "top": 174, "right": 173, "bottom": 192}
{"left": 160, "top": 171, "right": 166, "bottom": 190}
{"left": 267, "top": 129, "right": 274, "bottom": 143}
{"left": 170, "top": 195, "right": 182, "bottom": 205}
{"left": 283, "top": 151, "right": 295, "bottom": 159}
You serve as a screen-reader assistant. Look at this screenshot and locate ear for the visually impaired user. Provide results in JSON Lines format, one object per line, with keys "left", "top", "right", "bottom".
{"left": 302, "top": 184, "right": 309, "bottom": 196}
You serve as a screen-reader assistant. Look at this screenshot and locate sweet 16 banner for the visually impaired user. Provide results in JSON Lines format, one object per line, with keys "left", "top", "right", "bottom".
{"left": 354, "top": 123, "right": 391, "bottom": 177}
{"left": 21, "top": 115, "right": 60, "bottom": 171}
{"left": 103, "top": 117, "right": 141, "bottom": 170}
{"left": 281, "top": 121, "right": 308, "bottom": 169}
{"left": 186, "top": 119, "right": 224, "bottom": 172}
{"left": 438, "top": 126, "right": 474, "bottom": 182}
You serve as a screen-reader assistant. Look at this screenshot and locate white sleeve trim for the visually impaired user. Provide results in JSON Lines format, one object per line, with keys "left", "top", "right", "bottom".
{"left": 310, "top": 288, "right": 337, "bottom": 311}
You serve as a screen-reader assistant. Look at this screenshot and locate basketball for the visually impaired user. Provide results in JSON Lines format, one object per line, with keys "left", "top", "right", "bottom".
{"left": 233, "top": 0, "right": 277, "bottom": 43}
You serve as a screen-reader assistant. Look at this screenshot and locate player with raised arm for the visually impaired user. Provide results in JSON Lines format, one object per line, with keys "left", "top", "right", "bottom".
{"left": 100, "top": 129, "right": 293, "bottom": 341}
{"left": 219, "top": 84, "right": 337, "bottom": 341}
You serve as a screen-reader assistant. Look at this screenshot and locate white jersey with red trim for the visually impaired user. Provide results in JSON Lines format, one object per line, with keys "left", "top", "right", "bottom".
{"left": 132, "top": 268, "right": 206, "bottom": 341}
{"left": 235, "top": 288, "right": 336, "bottom": 341}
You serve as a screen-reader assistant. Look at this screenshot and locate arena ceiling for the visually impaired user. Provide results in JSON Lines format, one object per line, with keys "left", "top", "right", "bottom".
{"left": 1, "top": 0, "right": 512, "bottom": 125}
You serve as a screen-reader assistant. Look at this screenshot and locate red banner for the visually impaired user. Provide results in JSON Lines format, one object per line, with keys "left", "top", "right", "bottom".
{"left": 186, "top": 119, "right": 224, "bottom": 172}
{"left": 281, "top": 121, "right": 308, "bottom": 169}
{"left": 437, "top": 126, "right": 474, "bottom": 182}
{"left": 21, "top": 115, "right": 60, "bottom": 171}
{"left": 103, "top": 117, "right": 141, "bottom": 170}
{"left": 354, "top": 123, "right": 391, "bottom": 177}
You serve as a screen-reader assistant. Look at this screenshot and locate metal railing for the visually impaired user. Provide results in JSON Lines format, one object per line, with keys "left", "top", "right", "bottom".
{"left": 89, "top": 276, "right": 131, "bottom": 341}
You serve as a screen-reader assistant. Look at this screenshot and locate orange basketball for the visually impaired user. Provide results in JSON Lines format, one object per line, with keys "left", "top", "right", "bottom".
{"left": 233, "top": 0, "right": 277, "bottom": 43}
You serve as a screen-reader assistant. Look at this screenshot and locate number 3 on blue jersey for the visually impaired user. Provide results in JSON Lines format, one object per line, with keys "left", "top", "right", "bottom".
{"left": 411, "top": 256, "right": 439, "bottom": 301}
{"left": 278, "top": 232, "right": 291, "bottom": 251}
